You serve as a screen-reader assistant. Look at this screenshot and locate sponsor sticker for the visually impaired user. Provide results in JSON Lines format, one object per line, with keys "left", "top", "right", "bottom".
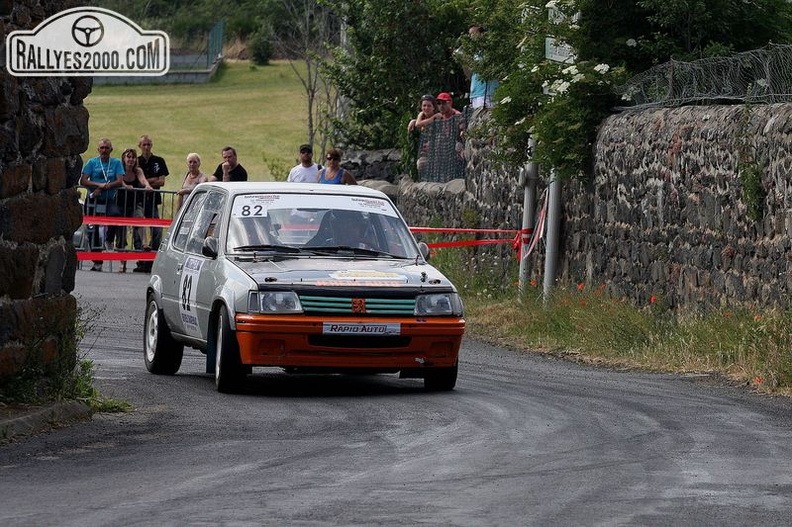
{"left": 322, "top": 323, "right": 401, "bottom": 336}
{"left": 230, "top": 193, "right": 398, "bottom": 219}
{"left": 329, "top": 270, "right": 403, "bottom": 280}
{"left": 179, "top": 256, "right": 204, "bottom": 338}
{"left": 6, "top": 7, "right": 169, "bottom": 77}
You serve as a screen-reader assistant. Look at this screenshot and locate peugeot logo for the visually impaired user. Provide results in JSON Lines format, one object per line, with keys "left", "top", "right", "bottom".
{"left": 352, "top": 298, "right": 367, "bottom": 314}
{"left": 71, "top": 15, "right": 104, "bottom": 47}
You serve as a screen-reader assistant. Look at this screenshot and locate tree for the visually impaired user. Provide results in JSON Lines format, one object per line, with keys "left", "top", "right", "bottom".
{"left": 320, "top": 0, "right": 469, "bottom": 149}
{"left": 270, "top": 0, "right": 340, "bottom": 152}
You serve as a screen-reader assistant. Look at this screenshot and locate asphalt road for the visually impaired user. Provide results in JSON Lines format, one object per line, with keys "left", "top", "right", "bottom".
{"left": 2, "top": 268, "right": 792, "bottom": 526}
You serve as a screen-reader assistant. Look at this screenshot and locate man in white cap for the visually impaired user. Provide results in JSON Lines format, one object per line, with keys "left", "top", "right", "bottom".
{"left": 287, "top": 143, "right": 321, "bottom": 183}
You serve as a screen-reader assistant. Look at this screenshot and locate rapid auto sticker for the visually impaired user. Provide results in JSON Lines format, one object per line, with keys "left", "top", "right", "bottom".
{"left": 322, "top": 322, "right": 401, "bottom": 335}
{"left": 179, "top": 256, "right": 204, "bottom": 338}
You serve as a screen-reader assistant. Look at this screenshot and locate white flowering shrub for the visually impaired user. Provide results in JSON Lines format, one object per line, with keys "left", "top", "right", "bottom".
{"left": 461, "top": 0, "right": 792, "bottom": 179}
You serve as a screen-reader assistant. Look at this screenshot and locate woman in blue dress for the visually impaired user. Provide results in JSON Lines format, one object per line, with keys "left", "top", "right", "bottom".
{"left": 318, "top": 149, "right": 357, "bottom": 185}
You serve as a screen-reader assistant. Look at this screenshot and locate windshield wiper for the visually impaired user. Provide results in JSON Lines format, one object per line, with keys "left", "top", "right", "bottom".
{"left": 307, "top": 245, "right": 405, "bottom": 258}
{"left": 234, "top": 244, "right": 302, "bottom": 253}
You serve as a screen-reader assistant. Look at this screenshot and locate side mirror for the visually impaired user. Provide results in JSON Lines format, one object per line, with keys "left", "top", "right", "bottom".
{"left": 202, "top": 236, "right": 219, "bottom": 258}
{"left": 418, "top": 242, "right": 430, "bottom": 261}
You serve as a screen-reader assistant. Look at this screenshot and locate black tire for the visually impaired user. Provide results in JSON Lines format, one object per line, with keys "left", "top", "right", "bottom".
{"left": 215, "top": 306, "right": 246, "bottom": 393}
{"left": 423, "top": 361, "right": 458, "bottom": 391}
{"left": 144, "top": 297, "right": 184, "bottom": 375}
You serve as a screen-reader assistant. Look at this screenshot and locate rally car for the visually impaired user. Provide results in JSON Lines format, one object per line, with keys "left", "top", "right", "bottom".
{"left": 144, "top": 182, "right": 465, "bottom": 392}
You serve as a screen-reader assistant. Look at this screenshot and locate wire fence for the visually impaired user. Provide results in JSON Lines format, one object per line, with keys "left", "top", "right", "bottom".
{"left": 416, "top": 113, "right": 467, "bottom": 183}
{"left": 617, "top": 43, "right": 792, "bottom": 110}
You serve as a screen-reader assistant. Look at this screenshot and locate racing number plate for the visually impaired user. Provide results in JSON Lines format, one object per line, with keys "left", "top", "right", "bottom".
{"left": 322, "top": 322, "right": 401, "bottom": 336}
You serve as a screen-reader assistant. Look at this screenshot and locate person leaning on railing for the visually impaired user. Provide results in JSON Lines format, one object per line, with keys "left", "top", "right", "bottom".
{"left": 178, "top": 152, "right": 211, "bottom": 211}
{"left": 115, "top": 147, "right": 153, "bottom": 272}
{"left": 134, "top": 135, "right": 170, "bottom": 273}
{"left": 80, "top": 138, "right": 124, "bottom": 272}
{"left": 407, "top": 94, "right": 442, "bottom": 133}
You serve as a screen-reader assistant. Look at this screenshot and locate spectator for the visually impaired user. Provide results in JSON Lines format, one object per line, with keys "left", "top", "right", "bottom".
{"left": 436, "top": 92, "right": 462, "bottom": 119}
{"left": 461, "top": 25, "right": 499, "bottom": 110}
{"left": 213, "top": 145, "right": 248, "bottom": 182}
{"left": 115, "top": 147, "right": 151, "bottom": 272}
{"left": 437, "top": 91, "right": 465, "bottom": 150}
{"left": 80, "top": 138, "right": 124, "bottom": 272}
{"left": 318, "top": 149, "right": 357, "bottom": 185}
{"left": 415, "top": 92, "right": 465, "bottom": 182}
{"left": 407, "top": 94, "right": 441, "bottom": 133}
{"left": 287, "top": 144, "right": 320, "bottom": 183}
{"left": 178, "top": 152, "right": 211, "bottom": 211}
{"left": 133, "top": 135, "right": 169, "bottom": 273}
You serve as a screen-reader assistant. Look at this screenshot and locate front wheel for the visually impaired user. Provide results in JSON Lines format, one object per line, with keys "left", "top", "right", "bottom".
{"left": 423, "top": 361, "right": 458, "bottom": 391}
{"left": 215, "top": 306, "right": 246, "bottom": 393}
{"left": 144, "top": 297, "right": 184, "bottom": 375}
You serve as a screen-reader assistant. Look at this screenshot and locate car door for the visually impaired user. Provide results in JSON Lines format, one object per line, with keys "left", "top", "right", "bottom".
{"left": 181, "top": 191, "right": 226, "bottom": 341}
{"left": 160, "top": 190, "right": 209, "bottom": 335}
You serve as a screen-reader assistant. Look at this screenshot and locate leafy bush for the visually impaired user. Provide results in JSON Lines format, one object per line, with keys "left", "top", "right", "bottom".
{"left": 464, "top": 0, "right": 792, "bottom": 180}
{"left": 248, "top": 25, "right": 274, "bottom": 66}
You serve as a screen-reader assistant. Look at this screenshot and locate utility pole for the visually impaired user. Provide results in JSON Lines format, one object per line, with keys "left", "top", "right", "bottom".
{"left": 543, "top": 169, "right": 561, "bottom": 303}
{"left": 518, "top": 138, "right": 538, "bottom": 297}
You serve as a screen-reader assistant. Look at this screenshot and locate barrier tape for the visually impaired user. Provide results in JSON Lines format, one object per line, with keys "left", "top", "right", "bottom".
{"left": 519, "top": 189, "right": 548, "bottom": 261}
{"left": 411, "top": 227, "right": 521, "bottom": 234}
{"left": 82, "top": 216, "right": 171, "bottom": 227}
{"left": 77, "top": 212, "right": 548, "bottom": 260}
{"left": 427, "top": 238, "right": 517, "bottom": 249}
{"left": 78, "top": 216, "right": 165, "bottom": 261}
{"left": 77, "top": 251, "right": 156, "bottom": 261}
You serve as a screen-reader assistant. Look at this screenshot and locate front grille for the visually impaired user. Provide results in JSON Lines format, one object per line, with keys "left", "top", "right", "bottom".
{"left": 300, "top": 295, "right": 415, "bottom": 315}
{"left": 308, "top": 335, "right": 412, "bottom": 348}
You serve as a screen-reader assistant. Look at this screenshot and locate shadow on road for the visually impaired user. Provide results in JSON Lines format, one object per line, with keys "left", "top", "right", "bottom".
{"left": 171, "top": 369, "right": 447, "bottom": 398}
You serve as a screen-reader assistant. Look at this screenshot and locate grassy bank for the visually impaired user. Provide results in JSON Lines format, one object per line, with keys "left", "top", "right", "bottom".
{"left": 84, "top": 60, "right": 308, "bottom": 186}
{"left": 427, "top": 241, "right": 792, "bottom": 395}
{"left": 465, "top": 289, "right": 792, "bottom": 393}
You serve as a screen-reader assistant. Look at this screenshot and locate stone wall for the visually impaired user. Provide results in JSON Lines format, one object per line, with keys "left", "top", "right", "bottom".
{"left": 0, "top": 1, "right": 87, "bottom": 394}
{"left": 342, "top": 149, "right": 402, "bottom": 184}
{"left": 564, "top": 103, "right": 792, "bottom": 309}
{"left": 362, "top": 103, "right": 792, "bottom": 310}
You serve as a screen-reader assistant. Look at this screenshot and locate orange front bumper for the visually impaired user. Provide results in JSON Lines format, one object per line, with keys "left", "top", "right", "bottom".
{"left": 234, "top": 314, "right": 465, "bottom": 369}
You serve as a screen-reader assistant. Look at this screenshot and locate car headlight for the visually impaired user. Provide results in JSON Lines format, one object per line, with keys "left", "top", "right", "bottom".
{"left": 248, "top": 291, "right": 303, "bottom": 313}
{"left": 414, "top": 293, "right": 463, "bottom": 316}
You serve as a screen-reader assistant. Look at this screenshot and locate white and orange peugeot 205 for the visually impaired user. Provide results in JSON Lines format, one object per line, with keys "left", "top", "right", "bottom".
{"left": 144, "top": 182, "right": 465, "bottom": 393}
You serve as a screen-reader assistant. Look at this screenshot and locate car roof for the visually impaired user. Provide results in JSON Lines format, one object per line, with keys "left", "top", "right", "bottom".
{"left": 197, "top": 182, "right": 390, "bottom": 200}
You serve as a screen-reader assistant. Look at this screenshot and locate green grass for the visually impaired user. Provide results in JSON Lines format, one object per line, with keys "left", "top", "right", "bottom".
{"left": 84, "top": 60, "right": 309, "bottom": 187}
{"left": 455, "top": 280, "right": 792, "bottom": 395}
{"left": 422, "top": 239, "right": 792, "bottom": 395}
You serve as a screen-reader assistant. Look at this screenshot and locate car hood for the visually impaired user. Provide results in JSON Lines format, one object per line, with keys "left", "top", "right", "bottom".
{"left": 231, "top": 257, "right": 455, "bottom": 290}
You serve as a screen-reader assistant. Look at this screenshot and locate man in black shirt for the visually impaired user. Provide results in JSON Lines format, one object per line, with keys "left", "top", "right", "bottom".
{"left": 133, "top": 135, "right": 169, "bottom": 273}
{"left": 213, "top": 146, "right": 248, "bottom": 182}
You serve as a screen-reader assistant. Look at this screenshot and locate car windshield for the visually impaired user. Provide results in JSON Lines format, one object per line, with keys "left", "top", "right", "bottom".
{"left": 226, "top": 193, "right": 420, "bottom": 259}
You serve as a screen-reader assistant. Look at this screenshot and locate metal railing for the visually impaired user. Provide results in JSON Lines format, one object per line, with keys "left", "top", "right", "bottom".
{"left": 75, "top": 188, "right": 179, "bottom": 269}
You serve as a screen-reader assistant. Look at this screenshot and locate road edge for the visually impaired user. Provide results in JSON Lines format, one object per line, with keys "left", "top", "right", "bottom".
{"left": 1, "top": 401, "right": 92, "bottom": 444}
